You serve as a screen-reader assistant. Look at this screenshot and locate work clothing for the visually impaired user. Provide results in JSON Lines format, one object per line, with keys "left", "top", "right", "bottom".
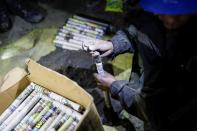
{"left": 110, "top": 11, "right": 197, "bottom": 131}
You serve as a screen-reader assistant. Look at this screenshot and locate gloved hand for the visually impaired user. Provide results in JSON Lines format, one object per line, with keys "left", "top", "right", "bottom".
{"left": 83, "top": 39, "right": 114, "bottom": 57}
{"left": 94, "top": 71, "right": 116, "bottom": 91}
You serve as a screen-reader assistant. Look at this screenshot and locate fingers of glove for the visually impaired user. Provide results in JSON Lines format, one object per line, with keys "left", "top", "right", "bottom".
{"left": 94, "top": 72, "right": 116, "bottom": 87}
{"left": 100, "top": 49, "right": 112, "bottom": 57}
{"left": 90, "top": 40, "right": 112, "bottom": 51}
{"left": 94, "top": 74, "right": 109, "bottom": 91}
{"left": 94, "top": 73, "right": 102, "bottom": 82}
{"left": 82, "top": 42, "right": 96, "bottom": 51}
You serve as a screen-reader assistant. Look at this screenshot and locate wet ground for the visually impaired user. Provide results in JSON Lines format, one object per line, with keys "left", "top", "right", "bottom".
{"left": 0, "top": 0, "right": 144, "bottom": 130}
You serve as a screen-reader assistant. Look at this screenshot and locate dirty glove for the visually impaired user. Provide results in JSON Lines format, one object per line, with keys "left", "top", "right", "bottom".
{"left": 83, "top": 39, "right": 113, "bottom": 57}
{"left": 94, "top": 71, "right": 116, "bottom": 91}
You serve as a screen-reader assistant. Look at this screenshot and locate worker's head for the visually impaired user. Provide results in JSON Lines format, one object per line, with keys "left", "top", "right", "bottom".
{"left": 140, "top": 0, "right": 197, "bottom": 30}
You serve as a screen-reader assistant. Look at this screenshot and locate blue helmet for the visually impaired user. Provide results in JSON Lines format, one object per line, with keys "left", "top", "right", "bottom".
{"left": 140, "top": 0, "right": 197, "bottom": 15}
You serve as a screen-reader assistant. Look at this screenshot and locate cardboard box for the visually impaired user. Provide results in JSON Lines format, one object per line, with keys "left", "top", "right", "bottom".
{"left": 0, "top": 59, "right": 104, "bottom": 131}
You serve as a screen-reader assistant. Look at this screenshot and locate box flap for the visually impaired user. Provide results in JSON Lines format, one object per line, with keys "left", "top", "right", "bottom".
{"left": 0, "top": 67, "right": 27, "bottom": 92}
{"left": 0, "top": 67, "right": 28, "bottom": 114}
{"left": 26, "top": 58, "right": 93, "bottom": 108}
{"left": 0, "top": 75, "right": 2, "bottom": 88}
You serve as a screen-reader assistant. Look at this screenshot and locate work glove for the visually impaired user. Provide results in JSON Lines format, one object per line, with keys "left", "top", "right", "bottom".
{"left": 94, "top": 71, "right": 116, "bottom": 91}
{"left": 83, "top": 39, "right": 114, "bottom": 57}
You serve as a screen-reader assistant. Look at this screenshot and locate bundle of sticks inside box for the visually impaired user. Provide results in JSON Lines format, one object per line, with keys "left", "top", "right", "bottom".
{"left": 54, "top": 15, "right": 109, "bottom": 50}
{"left": 0, "top": 82, "right": 85, "bottom": 131}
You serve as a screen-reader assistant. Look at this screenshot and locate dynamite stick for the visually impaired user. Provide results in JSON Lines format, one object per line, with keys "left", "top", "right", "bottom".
{"left": 68, "top": 17, "right": 106, "bottom": 31}
{"left": 32, "top": 106, "right": 58, "bottom": 131}
{"left": 63, "top": 26, "right": 100, "bottom": 39}
{"left": 46, "top": 112, "right": 64, "bottom": 130}
{"left": 94, "top": 51, "right": 112, "bottom": 109}
{"left": 41, "top": 95, "right": 82, "bottom": 121}
{"left": 55, "top": 35, "right": 83, "bottom": 45}
{"left": 67, "top": 20, "right": 104, "bottom": 34}
{"left": 59, "top": 28, "right": 96, "bottom": 40}
{"left": 39, "top": 113, "right": 58, "bottom": 131}
{"left": 0, "top": 90, "right": 38, "bottom": 130}
{"left": 4, "top": 95, "right": 41, "bottom": 131}
{"left": 53, "top": 113, "right": 70, "bottom": 130}
{"left": 58, "top": 116, "right": 74, "bottom": 131}
{"left": 55, "top": 43, "right": 80, "bottom": 51}
{"left": 54, "top": 39, "right": 82, "bottom": 50}
{"left": 14, "top": 99, "right": 46, "bottom": 131}
{"left": 25, "top": 101, "right": 52, "bottom": 130}
{"left": 57, "top": 32, "right": 94, "bottom": 42}
{"left": 67, "top": 121, "right": 78, "bottom": 131}
{"left": 73, "top": 15, "right": 109, "bottom": 28}
{"left": 0, "top": 84, "right": 34, "bottom": 125}
{"left": 34, "top": 83, "right": 84, "bottom": 113}
{"left": 64, "top": 24, "right": 103, "bottom": 36}
{"left": 69, "top": 17, "right": 106, "bottom": 31}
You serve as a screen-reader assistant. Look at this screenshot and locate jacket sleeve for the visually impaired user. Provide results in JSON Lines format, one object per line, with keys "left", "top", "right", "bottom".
{"left": 109, "top": 24, "right": 164, "bottom": 114}
{"left": 110, "top": 25, "right": 137, "bottom": 56}
{"left": 110, "top": 80, "right": 138, "bottom": 112}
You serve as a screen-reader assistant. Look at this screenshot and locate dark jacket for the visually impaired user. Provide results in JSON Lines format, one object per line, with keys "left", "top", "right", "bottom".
{"left": 110, "top": 11, "right": 197, "bottom": 131}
